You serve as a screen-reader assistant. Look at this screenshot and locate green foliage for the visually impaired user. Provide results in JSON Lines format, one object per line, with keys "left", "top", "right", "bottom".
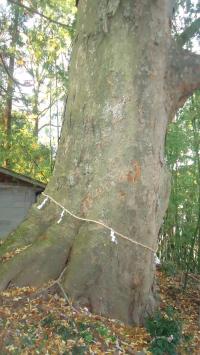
{"left": 40, "top": 317, "right": 117, "bottom": 351}
{"left": 159, "top": 91, "right": 200, "bottom": 275}
{"left": 76, "top": 322, "right": 94, "bottom": 343}
{"left": 0, "top": 0, "right": 76, "bottom": 181}
{"left": 145, "top": 307, "right": 182, "bottom": 355}
{"left": 160, "top": 261, "right": 177, "bottom": 277}
{"left": 71, "top": 345, "right": 87, "bottom": 354}
{"left": 56, "top": 324, "right": 76, "bottom": 341}
{"left": 96, "top": 325, "right": 109, "bottom": 337}
{"left": 80, "top": 330, "right": 94, "bottom": 343}
{"left": 41, "top": 314, "right": 55, "bottom": 327}
{"left": 21, "top": 334, "right": 36, "bottom": 348}
{"left": 173, "top": 1, "right": 200, "bottom": 49}
{"left": 0, "top": 113, "right": 51, "bottom": 182}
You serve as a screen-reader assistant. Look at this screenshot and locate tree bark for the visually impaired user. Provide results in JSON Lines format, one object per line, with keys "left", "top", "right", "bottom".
{"left": 0, "top": 0, "right": 200, "bottom": 325}
{"left": 166, "top": 46, "right": 200, "bottom": 118}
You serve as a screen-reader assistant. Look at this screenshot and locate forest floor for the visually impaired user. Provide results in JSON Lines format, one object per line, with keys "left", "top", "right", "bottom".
{"left": 0, "top": 270, "right": 199, "bottom": 354}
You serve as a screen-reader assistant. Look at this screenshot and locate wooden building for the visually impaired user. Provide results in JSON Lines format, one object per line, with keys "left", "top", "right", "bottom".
{"left": 0, "top": 167, "right": 45, "bottom": 240}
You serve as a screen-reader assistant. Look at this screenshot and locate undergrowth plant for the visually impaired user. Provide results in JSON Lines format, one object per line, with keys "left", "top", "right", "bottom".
{"left": 145, "top": 306, "right": 187, "bottom": 355}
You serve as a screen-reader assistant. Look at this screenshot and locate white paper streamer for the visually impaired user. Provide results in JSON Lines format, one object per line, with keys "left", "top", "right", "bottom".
{"left": 37, "top": 197, "right": 49, "bottom": 210}
{"left": 110, "top": 229, "right": 118, "bottom": 244}
{"left": 57, "top": 209, "right": 65, "bottom": 224}
{"left": 154, "top": 254, "right": 161, "bottom": 265}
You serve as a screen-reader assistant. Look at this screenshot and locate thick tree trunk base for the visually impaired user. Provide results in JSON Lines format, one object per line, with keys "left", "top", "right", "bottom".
{"left": 0, "top": 201, "right": 159, "bottom": 325}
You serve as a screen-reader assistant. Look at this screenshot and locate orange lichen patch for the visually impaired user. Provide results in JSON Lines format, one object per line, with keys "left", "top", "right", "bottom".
{"left": 131, "top": 275, "right": 143, "bottom": 289}
{"left": 123, "top": 160, "right": 141, "bottom": 184}
{"left": 126, "top": 170, "right": 134, "bottom": 183}
{"left": 39, "top": 234, "right": 49, "bottom": 241}
{"left": 118, "top": 190, "right": 126, "bottom": 200}
{"left": 131, "top": 160, "right": 141, "bottom": 182}
{"left": 94, "top": 186, "right": 104, "bottom": 198}
{"left": 81, "top": 193, "right": 93, "bottom": 213}
{"left": 149, "top": 71, "right": 157, "bottom": 80}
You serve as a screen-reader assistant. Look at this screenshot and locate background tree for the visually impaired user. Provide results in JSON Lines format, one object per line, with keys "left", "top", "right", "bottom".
{"left": 0, "top": 0, "right": 199, "bottom": 325}
{"left": 0, "top": 1, "right": 23, "bottom": 167}
{"left": 0, "top": 0, "right": 76, "bottom": 178}
{"left": 158, "top": 0, "right": 200, "bottom": 280}
{"left": 159, "top": 91, "right": 200, "bottom": 281}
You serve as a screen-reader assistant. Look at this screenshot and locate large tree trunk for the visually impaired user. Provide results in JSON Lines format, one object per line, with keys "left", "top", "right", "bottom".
{"left": 0, "top": 0, "right": 200, "bottom": 325}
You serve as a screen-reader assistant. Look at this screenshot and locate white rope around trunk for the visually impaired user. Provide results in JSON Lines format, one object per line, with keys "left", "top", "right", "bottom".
{"left": 40, "top": 192, "right": 156, "bottom": 253}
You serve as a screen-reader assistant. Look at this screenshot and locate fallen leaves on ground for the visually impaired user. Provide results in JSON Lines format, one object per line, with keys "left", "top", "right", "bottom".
{"left": 0, "top": 271, "right": 199, "bottom": 354}
{"left": 158, "top": 271, "right": 200, "bottom": 354}
{"left": 1, "top": 245, "right": 32, "bottom": 263}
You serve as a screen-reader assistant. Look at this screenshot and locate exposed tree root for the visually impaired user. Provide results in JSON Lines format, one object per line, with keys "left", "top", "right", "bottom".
{"left": 0, "top": 217, "right": 77, "bottom": 291}
{"left": 0, "top": 203, "right": 58, "bottom": 258}
{"left": 0, "top": 216, "right": 157, "bottom": 324}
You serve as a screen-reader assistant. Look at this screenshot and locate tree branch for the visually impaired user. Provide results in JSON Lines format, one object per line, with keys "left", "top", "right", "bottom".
{"left": 38, "top": 123, "right": 61, "bottom": 132}
{"left": 176, "top": 18, "right": 200, "bottom": 47}
{"left": 0, "top": 54, "right": 30, "bottom": 105}
{"left": 17, "top": 141, "right": 48, "bottom": 183}
{"left": 0, "top": 53, "right": 28, "bottom": 88}
{"left": 8, "top": 0, "right": 71, "bottom": 29}
{"left": 0, "top": 84, "right": 26, "bottom": 102}
{"left": 0, "top": 83, "right": 8, "bottom": 95}
{"left": 167, "top": 47, "right": 200, "bottom": 117}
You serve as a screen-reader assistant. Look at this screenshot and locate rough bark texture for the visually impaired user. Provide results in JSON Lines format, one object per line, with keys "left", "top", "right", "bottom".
{"left": 0, "top": 0, "right": 200, "bottom": 325}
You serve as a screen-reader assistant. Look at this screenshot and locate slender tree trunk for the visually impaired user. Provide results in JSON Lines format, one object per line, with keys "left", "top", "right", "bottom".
{"left": 2, "top": 3, "right": 19, "bottom": 167}
{"left": 192, "top": 117, "right": 200, "bottom": 272}
{"left": 0, "top": 0, "right": 200, "bottom": 325}
{"left": 33, "top": 82, "right": 40, "bottom": 138}
{"left": 184, "top": 116, "right": 200, "bottom": 287}
{"left": 49, "top": 80, "right": 54, "bottom": 172}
